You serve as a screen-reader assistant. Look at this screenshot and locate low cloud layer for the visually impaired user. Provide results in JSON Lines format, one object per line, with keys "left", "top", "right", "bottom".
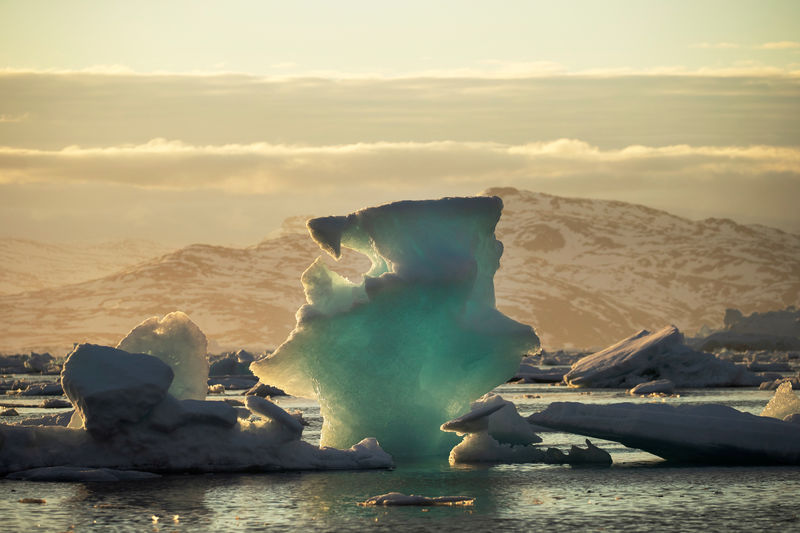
{"left": 0, "top": 138, "right": 798, "bottom": 240}
{"left": 1, "top": 72, "right": 798, "bottom": 151}
{"left": 1, "top": 71, "right": 797, "bottom": 243}
{"left": 1, "top": 138, "right": 797, "bottom": 193}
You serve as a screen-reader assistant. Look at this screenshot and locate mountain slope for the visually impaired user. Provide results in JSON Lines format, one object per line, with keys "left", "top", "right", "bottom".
{"left": 0, "top": 238, "right": 173, "bottom": 295}
{"left": 0, "top": 188, "right": 797, "bottom": 354}
{"left": 490, "top": 187, "right": 800, "bottom": 348}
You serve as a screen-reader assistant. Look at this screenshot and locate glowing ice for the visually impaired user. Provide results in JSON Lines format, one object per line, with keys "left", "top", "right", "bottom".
{"left": 761, "top": 382, "right": 800, "bottom": 420}
{"left": 117, "top": 311, "right": 209, "bottom": 401}
{"left": 251, "top": 196, "right": 539, "bottom": 457}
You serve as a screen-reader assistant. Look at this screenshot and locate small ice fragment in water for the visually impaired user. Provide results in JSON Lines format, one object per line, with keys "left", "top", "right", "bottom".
{"left": 359, "top": 492, "right": 475, "bottom": 506}
{"left": 244, "top": 396, "right": 304, "bottom": 438}
{"left": 440, "top": 403, "right": 504, "bottom": 434}
{"left": 628, "top": 379, "right": 675, "bottom": 395}
{"left": 761, "top": 381, "right": 800, "bottom": 420}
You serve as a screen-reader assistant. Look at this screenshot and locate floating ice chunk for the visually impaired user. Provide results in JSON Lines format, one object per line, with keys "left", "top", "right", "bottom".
{"left": 245, "top": 396, "right": 304, "bottom": 438}
{"left": 448, "top": 431, "right": 546, "bottom": 464}
{"left": 446, "top": 428, "right": 610, "bottom": 465}
{"left": 14, "top": 382, "right": 63, "bottom": 396}
{"left": 7, "top": 466, "right": 160, "bottom": 482}
{"left": 61, "top": 344, "right": 173, "bottom": 439}
{"left": 147, "top": 396, "right": 238, "bottom": 433}
{"left": 530, "top": 401, "right": 800, "bottom": 464}
{"left": 759, "top": 374, "right": 800, "bottom": 390}
{"left": 441, "top": 394, "right": 603, "bottom": 465}
{"left": 514, "top": 357, "right": 569, "bottom": 383}
{"left": 14, "top": 411, "right": 74, "bottom": 427}
{"left": 440, "top": 403, "right": 504, "bottom": 434}
{"left": 117, "top": 311, "right": 208, "bottom": 401}
{"left": 359, "top": 492, "right": 475, "bottom": 506}
{"left": 467, "top": 393, "right": 542, "bottom": 445}
{"left": 761, "top": 382, "right": 800, "bottom": 420}
{"left": 544, "top": 439, "right": 612, "bottom": 465}
{"left": 628, "top": 379, "right": 675, "bottom": 395}
{"left": 245, "top": 382, "right": 287, "bottom": 397}
{"left": 565, "top": 325, "right": 761, "bottom": 388}
{"left": 251, "top": 196, "right": 539, "bottom": 457}
{"left": 700, "top": 306, "right": 800, "bottom": 352}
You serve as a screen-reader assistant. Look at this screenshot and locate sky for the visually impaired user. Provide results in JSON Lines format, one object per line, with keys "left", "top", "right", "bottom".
{"left": 1, "top": 0, "right": 799, "bottom": 245}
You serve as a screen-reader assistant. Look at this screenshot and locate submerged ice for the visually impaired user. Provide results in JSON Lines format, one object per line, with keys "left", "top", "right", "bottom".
{"left": 251, "top": 196, "right": 539, "bottom": 456}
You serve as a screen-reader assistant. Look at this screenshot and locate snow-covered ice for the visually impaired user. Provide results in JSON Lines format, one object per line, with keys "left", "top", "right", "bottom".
{"left": 61, "top": 344, "right": 174, "bottom": 439}
{"left": 251, "top": 196, "right": 538, "bottom": 457}
{"left": 117, "top": 311, "right": 209, "bottom": 401}
{"left": 529, "top": 401, "right": 800, "bottom": 464}
{"left": 442, "top": 394, "right": 609, "bottom": 465}
{"left": 564, "top": 325, "right": 761, "bottom": 388}
{"left": 1, "top": 340, "right": 393, "bottom": 475}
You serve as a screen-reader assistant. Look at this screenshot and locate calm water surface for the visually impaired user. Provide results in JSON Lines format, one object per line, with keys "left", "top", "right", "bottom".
{"left": 2, "top": 383, "right": 799, "bottom": 532}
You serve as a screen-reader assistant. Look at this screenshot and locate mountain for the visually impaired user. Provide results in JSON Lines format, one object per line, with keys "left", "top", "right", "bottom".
{"left": 0, "top": 238, "right": 173, "bottom": 295}
{"left": 0, "top": 188, "right": 798, "bottom": 354}
{"left": 490, "top": 187, "right": 799, "bottom": 348}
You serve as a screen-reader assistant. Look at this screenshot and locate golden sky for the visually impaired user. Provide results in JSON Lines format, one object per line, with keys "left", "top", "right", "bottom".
{"left": 1, "top": 1, "right": 798, "bottom": 244}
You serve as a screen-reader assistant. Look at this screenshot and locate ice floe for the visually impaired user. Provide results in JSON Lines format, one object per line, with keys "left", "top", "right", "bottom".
{"left": 564, "top": 325, "right": 761, "bottom": 388}
{"left": 529, "top": 401, "right": 800, "bottom": 464}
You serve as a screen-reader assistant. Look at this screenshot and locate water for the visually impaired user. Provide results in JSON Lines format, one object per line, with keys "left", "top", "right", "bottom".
{"left": 3, "top": 383, "right": 800, "bottom": 532}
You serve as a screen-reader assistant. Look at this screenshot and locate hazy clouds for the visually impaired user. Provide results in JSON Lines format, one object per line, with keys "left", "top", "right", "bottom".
{"left": 1, "top": 71, "right": 798, "bottom": 243}
{"left": 1, "top": 138, "right": 797, "bottom": 193}
{"left": 2, "top": 72, "right": 798, "bottom": 149}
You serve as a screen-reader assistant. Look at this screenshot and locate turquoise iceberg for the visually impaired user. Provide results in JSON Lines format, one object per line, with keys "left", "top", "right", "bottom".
{"left": 251, "top": 196, "right": 539, "bottom": 457}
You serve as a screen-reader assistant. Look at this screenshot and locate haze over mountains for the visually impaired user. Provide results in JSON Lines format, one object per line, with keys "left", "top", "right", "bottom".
{"left": 0, "top": 238, "right": 172, "bottom": 295}
{"left": 0, "top": 188, "right": 797, "bottom": 354}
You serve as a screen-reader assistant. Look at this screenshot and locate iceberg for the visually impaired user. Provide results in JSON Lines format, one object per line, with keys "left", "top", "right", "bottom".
{"left": 564, "top": 325, "right": 761, "bottom": 388}
{"left": 117, "top": 312, "right": 209, "bottom": 401}
{"left": 0, "top": 342, "right": 392, "bottom": 475}
{"left": 251, "top": 196, "right": 539, "bottom": 457}
{"left": 699, "top": 306, "right": 800, "bottom": 352}
{"left": 529, "top": 401, "right": 800, "bottom": 465}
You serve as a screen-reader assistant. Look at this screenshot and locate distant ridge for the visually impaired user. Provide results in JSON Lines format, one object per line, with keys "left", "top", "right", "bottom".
{"left": 0, "top": 238, "right": 173, "bottom": 295}
{"left": 0, "top": 188, "right": 797, "bottom": 353}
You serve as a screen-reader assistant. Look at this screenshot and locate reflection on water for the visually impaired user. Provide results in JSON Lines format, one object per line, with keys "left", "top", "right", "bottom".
{"left": 2, "top": 384, "right": 799, "bottom": 532}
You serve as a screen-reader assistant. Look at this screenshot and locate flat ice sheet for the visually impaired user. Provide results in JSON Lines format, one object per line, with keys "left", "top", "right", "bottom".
{"left": 529, "top": 401, "right": 800, "bottom": 465}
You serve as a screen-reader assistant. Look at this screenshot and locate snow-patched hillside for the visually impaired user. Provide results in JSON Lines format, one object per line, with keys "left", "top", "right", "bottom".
{"left": 0, "top": 238, "right": 172, "bottom": 295}
{"left": 491, "top": 187, "right": 800, "bottom": 348}
{"left": 0, "top": 188, "right": 797, "bottom": 354}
